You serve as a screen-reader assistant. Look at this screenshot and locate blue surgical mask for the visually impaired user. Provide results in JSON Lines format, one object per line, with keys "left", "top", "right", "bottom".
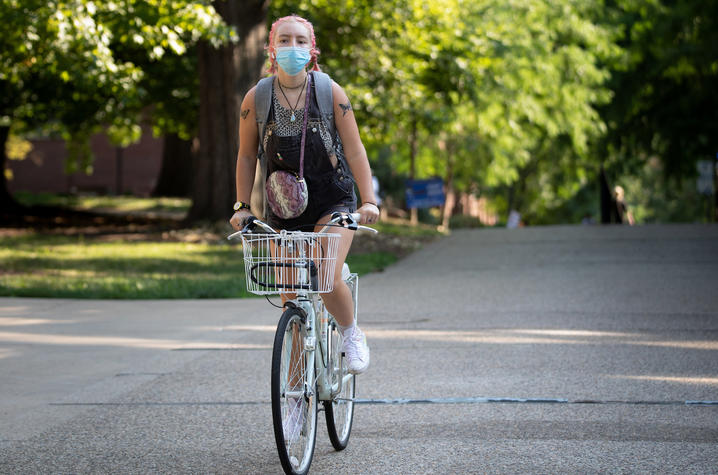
{"left": 275, "top": 47, "right": 311, "bottom": 76}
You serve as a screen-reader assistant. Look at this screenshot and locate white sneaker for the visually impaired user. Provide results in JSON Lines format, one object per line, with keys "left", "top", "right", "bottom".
{"left": 283, "top": 397, "right": 303, "bottom": 443}
{"left": 343, "top": 326, "right": 370, "bottom": 374}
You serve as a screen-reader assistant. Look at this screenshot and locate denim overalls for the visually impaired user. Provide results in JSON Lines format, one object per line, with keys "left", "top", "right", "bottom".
{"left": 263, "top": 80, "right": 356, "bottom": 231}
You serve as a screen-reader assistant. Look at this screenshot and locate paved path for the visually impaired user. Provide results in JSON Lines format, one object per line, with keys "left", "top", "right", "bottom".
{"left": 1, "top": 224, "right": 717, "bottom": 473}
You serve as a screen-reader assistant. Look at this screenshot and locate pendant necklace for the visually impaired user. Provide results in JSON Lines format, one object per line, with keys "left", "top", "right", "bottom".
{"left": 277, "top": 75, "right": 307, "bottom": 122}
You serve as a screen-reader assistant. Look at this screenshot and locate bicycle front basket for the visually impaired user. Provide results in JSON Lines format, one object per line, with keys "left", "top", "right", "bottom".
{"left": 241, "top": 231, "right": 341, "bottom": 295}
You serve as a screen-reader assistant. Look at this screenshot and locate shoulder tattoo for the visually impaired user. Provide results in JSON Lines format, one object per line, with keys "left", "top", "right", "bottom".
{"left": 339, "top": 102, "right": 353, "bottom": 117}
{"left": 241, "top": 109, "right": 250, "bottom": 120}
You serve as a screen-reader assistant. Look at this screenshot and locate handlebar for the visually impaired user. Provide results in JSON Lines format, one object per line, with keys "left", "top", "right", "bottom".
{"left": 318, "top": 212, "right": 378, "bottom": 234}
{"left": 227, "top": 212, "right": 378, "bottom": 241}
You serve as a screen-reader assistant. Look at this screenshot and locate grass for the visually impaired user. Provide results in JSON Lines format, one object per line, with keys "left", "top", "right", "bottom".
{"left": 3, "top": 194, "right": 440, "bottom": 299}
{"left": 14, "top": 192, "right": 190, "bottom": 215}
{"left": 371, "top": 218, "right": 445, "bottom": 237}
{"left": 0, "top": 234, "right": 397, "bottom": 299}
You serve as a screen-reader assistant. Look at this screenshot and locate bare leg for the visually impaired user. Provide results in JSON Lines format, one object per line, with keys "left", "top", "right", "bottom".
{"left": 314, "top": 214, "right": 355, "bottom": 327}
{"left": 280, "top": 216, "right": 355, "bottom": 393}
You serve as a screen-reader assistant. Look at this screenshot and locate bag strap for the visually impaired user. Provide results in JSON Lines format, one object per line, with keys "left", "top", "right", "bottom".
{"left": 298, "top": 73, "right": 311, "bottom": 180}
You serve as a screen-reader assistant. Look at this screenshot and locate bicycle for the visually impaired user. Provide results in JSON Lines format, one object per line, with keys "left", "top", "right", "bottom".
{"left": 228, "top": 212, "right": 377, "bottom": 475}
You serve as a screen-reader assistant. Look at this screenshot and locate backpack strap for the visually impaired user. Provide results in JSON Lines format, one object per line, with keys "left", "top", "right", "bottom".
{"left": 252, "top": 76, "right": 274, "bottom": 219}
{"left": 312, "top": 71, "right": 335, "bottom": 138}
{"left": 311, "top": 71, "right": 354, "bottom": 179}
{"left": 254, "top": 75, "right": 275, "bottom": 160}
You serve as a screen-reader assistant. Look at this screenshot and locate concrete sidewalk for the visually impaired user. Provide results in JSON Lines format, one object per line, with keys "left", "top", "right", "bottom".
{"left": 1, "top": 224, "right": 717, "bottom": 473}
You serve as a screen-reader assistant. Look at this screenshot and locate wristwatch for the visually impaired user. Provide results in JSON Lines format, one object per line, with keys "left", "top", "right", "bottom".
{"left": 233, "top": 201, "right": 251, "bottom": 212}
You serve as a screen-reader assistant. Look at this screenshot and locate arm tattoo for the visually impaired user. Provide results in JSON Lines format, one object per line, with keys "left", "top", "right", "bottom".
{"left": 339, "top": 102, "right": 353, "bottom": 117}
{"left": 240, "top": 109, "right": 250, "bottom": 120}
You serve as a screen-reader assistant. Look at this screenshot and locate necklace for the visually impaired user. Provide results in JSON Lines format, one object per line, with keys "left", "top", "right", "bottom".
{"left": 277, "top": 78, "right": 306, "bottom": 89}
{"left": 277, "top": 76, "right": 307, "bottom": 122}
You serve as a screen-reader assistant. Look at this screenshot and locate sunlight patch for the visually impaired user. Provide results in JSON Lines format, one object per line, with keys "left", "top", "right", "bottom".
{"left": 610, "top": 375, "right": 718, "bottom": 386}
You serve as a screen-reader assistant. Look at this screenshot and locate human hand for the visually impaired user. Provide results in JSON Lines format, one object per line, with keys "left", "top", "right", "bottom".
{"left": 357, "top": 202, "right": 379, "bottom": 225}
{"left": 229, "top": 210, "right": 254, "bottom": 230}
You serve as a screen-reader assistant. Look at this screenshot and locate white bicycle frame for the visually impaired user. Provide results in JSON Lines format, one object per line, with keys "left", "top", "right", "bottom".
{"left": 229, "top": 213, "right": 371, "bottom": 402}
{"left": 310, "top": 270, "right": 358, "bottom": 401}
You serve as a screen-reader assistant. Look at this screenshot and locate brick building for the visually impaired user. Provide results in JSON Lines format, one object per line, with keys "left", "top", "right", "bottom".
{"left": 7, "top": 127, "right": 163, "bottom": 196}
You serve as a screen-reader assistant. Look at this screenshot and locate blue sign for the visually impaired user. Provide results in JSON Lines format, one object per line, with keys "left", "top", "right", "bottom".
{"left": 405, "top": 178, "right": 445, "bottom": 209}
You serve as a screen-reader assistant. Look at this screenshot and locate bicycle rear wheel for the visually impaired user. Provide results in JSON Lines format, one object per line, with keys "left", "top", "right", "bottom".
{"left": 324, "top": 320, "right": 355, "bottom": 450}
{"left": 271, "top": 307, "right": 317, "bottom": 475}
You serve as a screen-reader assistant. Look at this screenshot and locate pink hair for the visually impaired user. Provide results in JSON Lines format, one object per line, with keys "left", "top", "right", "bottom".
{"left": 266, "top": 15, "right": 321, "bottom": 75}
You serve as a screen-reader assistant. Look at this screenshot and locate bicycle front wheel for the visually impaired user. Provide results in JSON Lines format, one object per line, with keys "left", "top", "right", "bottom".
{"left": 271, "top": 307, "right": 318, "bottom": 475}
{"left": 324, "top": 320, "right": 355, "bottom": 450}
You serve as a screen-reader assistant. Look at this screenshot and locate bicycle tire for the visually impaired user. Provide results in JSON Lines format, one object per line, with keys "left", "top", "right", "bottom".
{"left": 271, "top": 307, "right": 318, "bottom": 475}
{"left": 323, "top": 319, "right": 356, "bottom": 450}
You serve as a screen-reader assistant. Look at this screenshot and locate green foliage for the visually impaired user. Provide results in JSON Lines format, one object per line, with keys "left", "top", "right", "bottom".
{"left": 599, "top": 0, "right": 718, "bottom": 183}
{"left": 4, "top": 0, "right": 714, "bottom": 223}
{"left": 0, "top": 0, "right": 235, "bottom": 171}
{"left": 345, "top": 252, "right": 397, "bottom": 275}
{"left": 5, "top": 133, "right": 32, "bottom": 160}
{"left": 618, "top": 158, "right": 710, "bottom": 223}
{"left": 269, "top": 0, "right": 620, "bottom": 220}
{"left": 268, "top": 0, "right": 718, "bottom": 224}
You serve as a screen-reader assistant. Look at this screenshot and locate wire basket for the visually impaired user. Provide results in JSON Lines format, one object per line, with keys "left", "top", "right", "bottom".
{"left": 241, "top": 231, "right": 341, "bottom": 295}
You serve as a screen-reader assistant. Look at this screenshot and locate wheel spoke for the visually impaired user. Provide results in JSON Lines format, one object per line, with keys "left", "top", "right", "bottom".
{"left": 272, "top": 311, "right": 317, "bottom": 474}
{"left": 324, "top": 320, "right": 355, "bottom": 451}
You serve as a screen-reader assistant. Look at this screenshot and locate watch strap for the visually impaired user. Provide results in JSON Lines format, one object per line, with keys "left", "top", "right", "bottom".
{"left": 233, "top": 201, "right": 250, "bottom": 211}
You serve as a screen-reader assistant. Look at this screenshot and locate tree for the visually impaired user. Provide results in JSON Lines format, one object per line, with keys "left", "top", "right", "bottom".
{"left": 186, "top": 0, "right": 268, "bottom": 222}
{"left": 267, "top": 1, "right": 619, "bottom": 225}
{"left": 600, "top": 0, "right": 718, "bottom": 182}
{"left": 0, "top": 0, "right": 233, "bottom": 218}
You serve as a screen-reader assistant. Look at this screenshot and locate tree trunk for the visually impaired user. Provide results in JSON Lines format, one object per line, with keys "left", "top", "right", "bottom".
{"left": 440, "top": 146, "right": 455, "bottom": 231}
{"left": 599, "top": 166, "right": 612, "bottom": 224}
{"left": 152, "top": 133, "right": 194, "bottom": 197}
{"left": 0, "top": 125, "right": 24, "bottom": 223}
{"left": 506, "top": 163, "right": 532, "bottom": 224}
{"left": 186, "top": 0, "right": 268, "bottom": 222}
{"left": 409, "top": 117, "right": 418, "bottom": 226}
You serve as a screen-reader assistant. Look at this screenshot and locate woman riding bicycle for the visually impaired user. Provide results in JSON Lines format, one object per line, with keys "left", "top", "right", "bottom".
{"left": 229, "top": 14, "right": 377, "bottom": 375}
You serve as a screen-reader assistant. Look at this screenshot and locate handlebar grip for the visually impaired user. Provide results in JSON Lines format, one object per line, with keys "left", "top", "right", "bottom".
{"left": 357, "top": 225, "right": 379, "bottom": 234}
{"left": 227, "top": 215, "right": 270, "bottom": 240}
{"left": 324, "top": 211, "right": 378, "bottom": 233}
{"left": 241, "top": 215, "right": 257, "bottom": 232}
